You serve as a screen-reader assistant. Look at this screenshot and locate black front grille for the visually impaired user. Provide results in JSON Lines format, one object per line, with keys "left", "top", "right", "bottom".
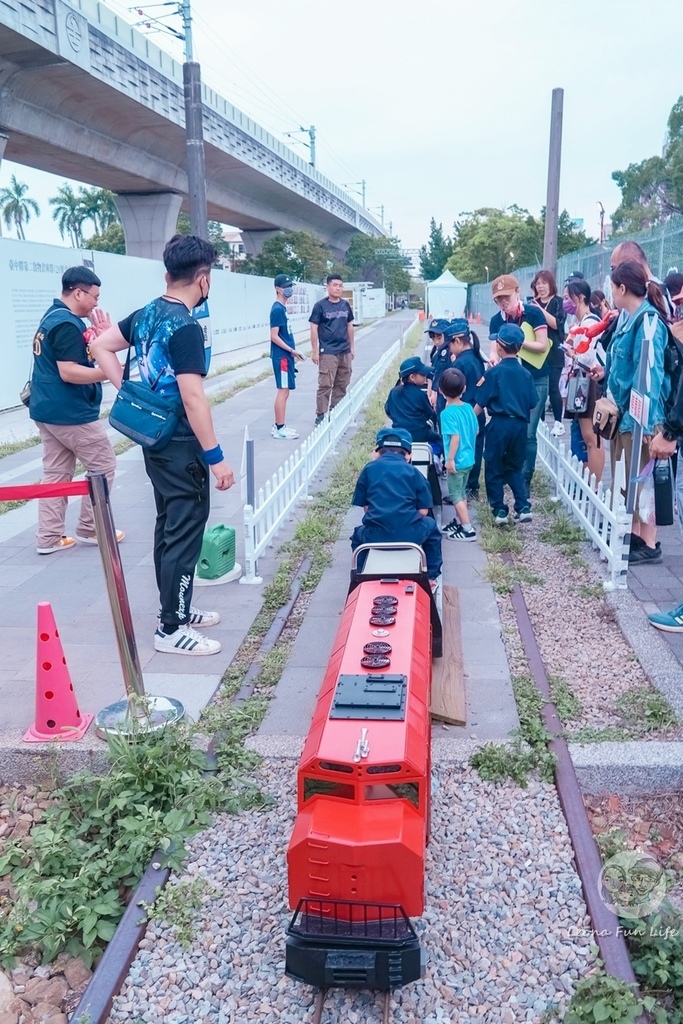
{"left": 287, "top": 899, "right": 415, "bottom": 946}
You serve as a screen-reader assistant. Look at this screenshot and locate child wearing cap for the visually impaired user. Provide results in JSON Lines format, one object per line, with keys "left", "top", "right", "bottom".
{"left": 474, "top": 324, "right": 539, "bottom": 526}
{"left": 385, "top": 357, "right": 441, "bottom": 445}
{"left": 439, "top": 368, "right": 479, "bottom": 542}
{"left": 270, "top": 274, "right": 305, "bottom": 440}
{"left": 448, "top": 319, "right": 486, "bottom": 499}
{"left": 351, "top": 428, "right": 442, "bottom": 579}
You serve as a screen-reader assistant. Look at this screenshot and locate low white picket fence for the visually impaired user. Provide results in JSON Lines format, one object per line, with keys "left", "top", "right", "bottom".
{"left": 536, "top": 421, "right": 632, "bottom": 588}
{"left": 240, "top": 324, "right": 414, "bottom": 584}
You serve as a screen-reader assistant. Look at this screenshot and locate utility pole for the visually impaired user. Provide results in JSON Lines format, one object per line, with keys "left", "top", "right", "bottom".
{"left": 342, "top": 179, "right": 367, "bottom": 208}
{"left": 180, "top": 0, "right": 208, "bottom": 238}
{"left": 598, "top": 201, "right": 605, "bottom": 245}
{"left": 388, "top": 220, "right": 393, "bottom": 236}
{"left": 370, "top": 204, "right": 384, "bottom": 226}
{"left": 542, "top": 87, "right": 564, "bottom": 274}
{"left": 309, "top": 125, "right": 316, "bottom": 168}
{"left": 284, "top": 125, "right": 316, "bottom": 167}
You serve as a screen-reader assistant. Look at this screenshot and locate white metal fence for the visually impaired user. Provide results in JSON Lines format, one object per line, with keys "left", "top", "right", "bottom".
{"left": 240, "top": 324, "right": 414, "bottom": 584}
{"left": 536, "top": 422, "right": 632, "bottom": 588}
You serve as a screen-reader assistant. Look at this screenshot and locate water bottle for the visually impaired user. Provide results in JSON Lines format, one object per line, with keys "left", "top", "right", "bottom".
{"left": 654, "top": 459, "right": 674, "bottom": 526}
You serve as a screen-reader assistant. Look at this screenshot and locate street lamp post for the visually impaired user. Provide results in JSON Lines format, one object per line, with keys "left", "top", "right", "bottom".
{"left": 597, "top": 201, "right": 605, "bottom": 245}
{"left": 484, "top": 265, "right": 489, "bottom": 283}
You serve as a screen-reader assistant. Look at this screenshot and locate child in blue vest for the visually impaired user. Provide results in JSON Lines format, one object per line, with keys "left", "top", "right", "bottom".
{"left": 351, "top": 427, "right": 442, "bottom": 579}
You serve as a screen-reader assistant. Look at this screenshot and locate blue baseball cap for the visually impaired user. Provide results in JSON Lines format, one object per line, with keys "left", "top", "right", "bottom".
{"left": 399, "top": 356, "right": 433, "bottom": 378}
{"left": 375, "top": 427, "right": 413, "bottom": 453}
{"left": 424, "top": 318, "right": 449, "bottom": 335}
{"left": 495, "top": 323, "right": 525, "bottom": 350}
{"left": 444, "top": 318, "right": 470, "bottom": 338}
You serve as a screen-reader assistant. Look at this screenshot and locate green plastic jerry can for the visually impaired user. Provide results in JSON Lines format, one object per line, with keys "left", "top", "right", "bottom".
{"left": 196, "top": 524, "right": 236, "bottom": 580}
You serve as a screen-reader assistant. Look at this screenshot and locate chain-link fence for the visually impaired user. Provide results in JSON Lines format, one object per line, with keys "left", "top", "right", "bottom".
{"left": 467, "top": 216, "right": 683, "bottom": 326}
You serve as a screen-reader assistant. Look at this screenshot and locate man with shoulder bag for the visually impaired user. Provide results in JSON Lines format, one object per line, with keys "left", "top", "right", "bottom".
{"left": 91, "top": 235, "right": 235, "bottom": 657}
{"left": 29, "top": 266, "right": 123, "bottom": 555}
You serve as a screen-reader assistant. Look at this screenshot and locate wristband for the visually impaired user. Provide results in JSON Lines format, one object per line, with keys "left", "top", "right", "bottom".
{"left": 203, "top": 445, "right": 224, "bottom": 465}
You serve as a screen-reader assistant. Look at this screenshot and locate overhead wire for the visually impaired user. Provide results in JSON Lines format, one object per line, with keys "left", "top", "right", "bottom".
{"left": 100, "top": 0, "right": 378, "bottom": 212}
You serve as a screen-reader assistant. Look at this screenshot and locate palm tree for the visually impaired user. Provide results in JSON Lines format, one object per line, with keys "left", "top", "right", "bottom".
{"left": 79, "top": 187, "right": 119, "bottom": 235}
{"left": 0, "top": 175, "right": 40, "bottom": 240}
{"left": 49, "top": 184, "right": 87, "bottom": 248}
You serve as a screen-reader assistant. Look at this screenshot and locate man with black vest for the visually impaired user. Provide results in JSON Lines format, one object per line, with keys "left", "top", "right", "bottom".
{"left": 29, "top": 266, "right": 122, "bottom": 555}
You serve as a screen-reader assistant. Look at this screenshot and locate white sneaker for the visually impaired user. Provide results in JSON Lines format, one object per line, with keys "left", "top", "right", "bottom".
{"left": 550, "top": 421, "right": 565, "bottom": 437}
{"left": 157, "top": 606, "right": 220, "bottom": 628}
{"left": 271, "top": 425, "right": 299, "bottom": 439}
{"left": 154, "top": 625, "right": 221, "bottom": 656}
{"left": 77, "top": 529, "right": 125, "bottom": 546}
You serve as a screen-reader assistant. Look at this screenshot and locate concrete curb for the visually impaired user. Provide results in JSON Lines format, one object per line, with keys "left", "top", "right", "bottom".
{"left": 569, "top": 740, "right": 683, "bottom": 794}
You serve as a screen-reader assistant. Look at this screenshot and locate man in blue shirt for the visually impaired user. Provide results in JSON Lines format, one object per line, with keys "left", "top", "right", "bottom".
{"left": 309, "top": 274, "right": 355, "bottom": 425}
{"left": 351, "top": 427, "right": 442, "bottom": 579}
{"left": 270, "top": 273, "right": 305, "bottom": 440}
{"left": 92, "top": 235, "right": 235, "bottom": 658}
{"left": 489, "top": 274, "right": 549, "bottom": 492}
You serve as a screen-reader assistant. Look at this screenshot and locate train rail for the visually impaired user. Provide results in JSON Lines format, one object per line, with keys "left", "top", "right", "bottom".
{"left": 311, "top": 987, "right": 392, "bottom": 1024}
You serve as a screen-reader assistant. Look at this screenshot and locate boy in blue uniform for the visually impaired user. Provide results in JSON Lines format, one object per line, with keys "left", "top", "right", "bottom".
{"left": 351, "top": 428, "right": 442, "bottom": 580}
{"left": 270, "top": 273, "right": 305, "bottom": 440}
{"left": 385, "top": 356, "right": 440, "bottom": 445}
{"left": 448, "top": 319, "right": 487, "bottom": 499}
{"left": 474, "top": 324, "right": 538, "bottom": 526}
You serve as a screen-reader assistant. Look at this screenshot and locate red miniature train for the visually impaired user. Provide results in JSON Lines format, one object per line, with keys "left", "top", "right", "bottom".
{"left": 286, "top": 543, "right": 441, "bottom": 990}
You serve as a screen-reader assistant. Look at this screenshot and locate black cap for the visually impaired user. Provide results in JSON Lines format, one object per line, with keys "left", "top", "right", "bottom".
{"left": 274, "top": 274, "right": 293, "bottom": 288}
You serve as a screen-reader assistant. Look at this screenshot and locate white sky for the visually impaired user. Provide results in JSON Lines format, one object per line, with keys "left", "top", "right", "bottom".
{"left": 2, "top": 0, "right": 682, "bottom": 259}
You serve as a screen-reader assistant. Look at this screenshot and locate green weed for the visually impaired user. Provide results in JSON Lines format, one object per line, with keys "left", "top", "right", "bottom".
{"left": 615, "top": 687, "right": 679, "bottom": 732}
{"left": 140, "top": 876, "right": 218, "bottom": 949}
{"left": 549, "top": 675, "right": 582, "bottom": 723}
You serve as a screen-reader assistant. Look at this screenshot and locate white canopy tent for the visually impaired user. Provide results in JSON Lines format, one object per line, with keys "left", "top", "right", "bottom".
{"left": 426, "top": 270, "right": 468, "bottom": 319}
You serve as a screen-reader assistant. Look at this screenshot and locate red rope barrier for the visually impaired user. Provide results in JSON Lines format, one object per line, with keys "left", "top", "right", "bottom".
{"left": 0, "top": 481, "right": 90, "bottom": 502}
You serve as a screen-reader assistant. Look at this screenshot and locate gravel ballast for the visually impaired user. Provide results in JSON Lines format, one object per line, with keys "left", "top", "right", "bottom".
{"left": 108, "top": 760, "right": 595, "bottom": 1024}
{"left": 491, "top": 506, "right": 681, "bottom": 738}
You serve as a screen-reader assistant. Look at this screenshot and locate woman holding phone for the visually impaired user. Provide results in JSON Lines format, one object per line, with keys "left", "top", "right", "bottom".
{"left": 530, "top": 270, "right": 566, "bottom": 437}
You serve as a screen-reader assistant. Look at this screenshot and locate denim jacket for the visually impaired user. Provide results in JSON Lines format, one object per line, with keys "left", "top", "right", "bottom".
{"left": 605, "top": 300, "right": 670, "bottom": 434}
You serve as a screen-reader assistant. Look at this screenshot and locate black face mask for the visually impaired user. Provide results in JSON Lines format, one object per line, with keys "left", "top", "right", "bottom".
{"left": 193, "top": 280, "right": 209, "bottom": 310}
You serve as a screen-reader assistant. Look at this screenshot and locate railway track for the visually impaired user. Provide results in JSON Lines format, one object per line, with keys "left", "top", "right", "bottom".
{"left": 312, "top": 987, "right": 392, "bottom": 1024}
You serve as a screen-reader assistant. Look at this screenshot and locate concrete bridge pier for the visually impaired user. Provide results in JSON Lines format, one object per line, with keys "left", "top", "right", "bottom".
{"left": 114, "top": 192, "right": 183, "bottom": 260}
{"left": 241, "top": 229, "right": 283, "bottom": 257}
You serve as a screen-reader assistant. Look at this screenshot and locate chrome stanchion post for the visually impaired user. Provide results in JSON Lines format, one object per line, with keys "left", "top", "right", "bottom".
{"left": 88, "top": 472, "right": 184, "bottom": 736}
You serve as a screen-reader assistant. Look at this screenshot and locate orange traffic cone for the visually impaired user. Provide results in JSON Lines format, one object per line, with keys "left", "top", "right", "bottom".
{"left": 476, "top": 313, "right": 482, "bottom": 324}
{"left": 23, "top": 603, "right": 93, "bottom": 743}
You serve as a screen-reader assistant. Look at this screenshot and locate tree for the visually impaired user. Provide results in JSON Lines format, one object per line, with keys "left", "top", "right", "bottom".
{"left": 611, "top": 95, "right": 683, "bottom": 232}
{"left": 49, "top": 184, "right": 87, "bottom": 248}
{"left": 445, "top": 206, "right": 594, "bottom": 283}
{"left": 0, "top": 175, "right": 40, "bottom": 240}
{"left": 240, "top": 230, "right": 332, "bottom": 282}
{"left": 345, "top": 234, "right": 411, "bottom": 293}
{"left": 79, "top": 187, "right": 119, "bottom": 235}
{"left": 84, "top": 222, "right": 125, "bottom": 254}
{"left": 419, "top": 219, "right": 454, "bottom": 280}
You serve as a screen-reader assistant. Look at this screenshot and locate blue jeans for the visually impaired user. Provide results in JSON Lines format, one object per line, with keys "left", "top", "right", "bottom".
{"left": 524, "top": 376, "right": 549, "bottom": 490}
{"left": 570, "top": 418, "right": 588, "bottom": 463}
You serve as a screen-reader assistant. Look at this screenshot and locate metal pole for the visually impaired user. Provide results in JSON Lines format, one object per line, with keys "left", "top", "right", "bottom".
{"left": 246, "top": 438, "right": 255, "bottom": 507}
{"left": 542, "top": 88, "right": 564, "bottom": 274}
{"left": 361, "top": 180, "right": 366, "bottom": 208}
{"left": 181, "top": 0, "right": 208, "bottom": 239}
{"left": 88, "top": 472, "right": 145, "bottom": 699}
{"left": 309, "top": 125, "right": 316, "bottom": 168}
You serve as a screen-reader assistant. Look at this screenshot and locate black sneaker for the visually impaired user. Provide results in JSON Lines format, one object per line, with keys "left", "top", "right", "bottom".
{"left": 315, "top": 414, "right": 325, "bottom": 426}
{"left": 513, "top": 505, "right": 533, "bottom": 524}
{"left": 629, "top": 541, "right": 662, "bottom": 565}
{"left": 629, "top": 533, "right": 645, "bottom": 550}
{"left": 442, "top": 518, "right": 460, "bottom": 534}
{"left": 449, "top": 526, "right": 476, "bottom": 542}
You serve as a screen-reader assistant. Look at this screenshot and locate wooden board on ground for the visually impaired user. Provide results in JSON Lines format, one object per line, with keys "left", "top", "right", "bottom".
{"left": 430, "top": 585, "right": 466, "bottom": 725}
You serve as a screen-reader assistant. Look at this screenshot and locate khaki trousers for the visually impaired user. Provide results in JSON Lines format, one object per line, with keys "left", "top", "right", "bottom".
{"left": 35, "top": 420, "right": 117, "bottom": 547}
{"left": 316, "top": 352, "right": 353, "bottom": 416}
